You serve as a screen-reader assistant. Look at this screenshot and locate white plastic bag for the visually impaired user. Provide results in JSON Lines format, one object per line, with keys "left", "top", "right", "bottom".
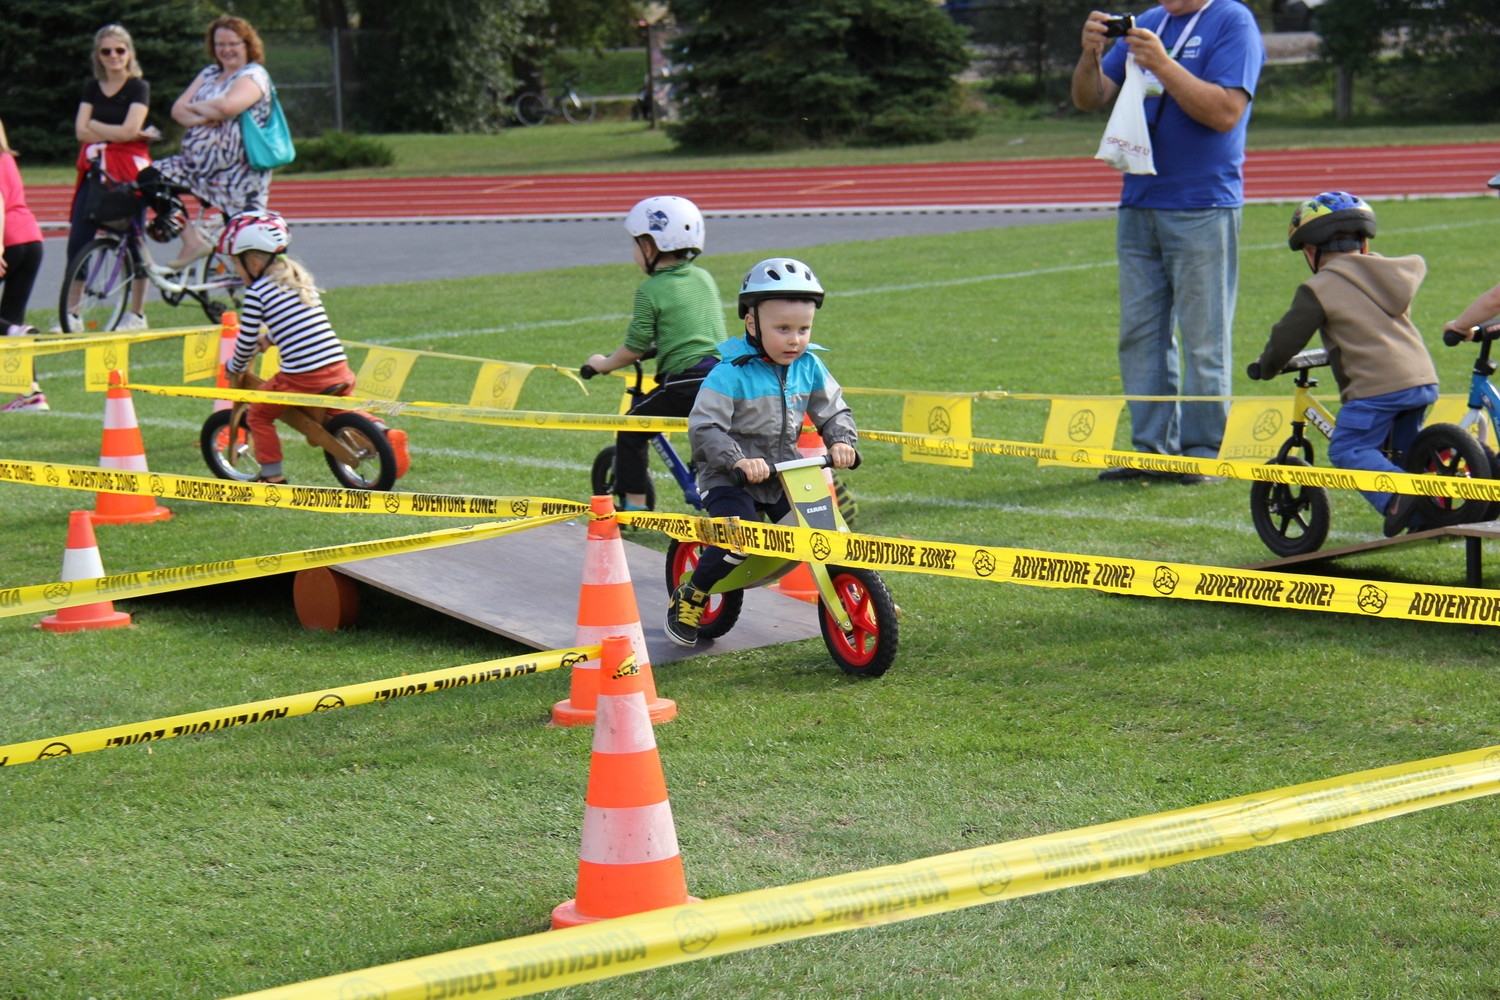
{"left": 1095, "top": 54, "right": 1156, "bottom": 175}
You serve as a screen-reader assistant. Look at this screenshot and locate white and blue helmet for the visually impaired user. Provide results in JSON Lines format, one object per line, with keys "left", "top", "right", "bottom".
{"left": 737, "top": 258, "right": 824, "bottom": 318}
{"left": 624, "top": 195, "right": 705, "bottom": 255}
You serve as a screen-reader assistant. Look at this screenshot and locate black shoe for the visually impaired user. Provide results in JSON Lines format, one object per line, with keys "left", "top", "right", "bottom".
{"left": 1098, "top": 466, "right": 1146, "bottom": 481}
{"left": 1383, "top": 494, "right": 1420, "bottom": 537}
{"left": 665, "top": 582, "right": 711, "bottom": 647}
{"left": 1179, "top": 473, "right": 1226, "bottom": 486}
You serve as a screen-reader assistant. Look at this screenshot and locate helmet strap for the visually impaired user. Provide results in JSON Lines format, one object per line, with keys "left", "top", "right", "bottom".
{"left": 636, "top": 235, "right": 662, "bottom": 275}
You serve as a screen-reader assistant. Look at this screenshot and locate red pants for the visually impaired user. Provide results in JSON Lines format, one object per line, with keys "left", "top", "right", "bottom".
{"left": 249, "top": 361, "right": 357, "bottom": 464}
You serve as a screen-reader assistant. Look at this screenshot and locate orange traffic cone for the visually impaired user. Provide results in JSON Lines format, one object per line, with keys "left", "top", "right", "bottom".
{"left": 93, "top": 370, "right": 172, "bottom": 524}
{"left": 552, "top": 495, "right": 676, "bottom": 727}
{"left": 213, "top": 312, "right": 239, "bottom": 412}
{"left": 779, "top": 417, "right": 834, "bottom": 603}
{"left": 552, "top": 634, "right": 697, "bottom": 928}
{"left": 39, "top": 511, "right": 132, "bottom": 633}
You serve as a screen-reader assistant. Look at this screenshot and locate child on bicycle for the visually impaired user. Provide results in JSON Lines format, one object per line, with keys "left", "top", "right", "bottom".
{"left": 666, "top": 257, "right": 858, "bottom": 647}
{"left": 582, "top": 195, "right": 726, "bottom": 511}
{"left": 1250, "top": 191, "right": 1438, "bottom": 537}
{"left": 220, "top": 212, "right": 408, "bottom": 484}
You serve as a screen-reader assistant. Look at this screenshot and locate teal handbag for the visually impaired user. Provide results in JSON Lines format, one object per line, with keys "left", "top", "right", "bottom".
{"left": 240, "top": 88, "right": 296, "bottom": 172}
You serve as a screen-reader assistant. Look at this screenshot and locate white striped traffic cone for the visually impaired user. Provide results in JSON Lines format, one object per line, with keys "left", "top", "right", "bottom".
{"left": 93, "top": 370, "right": 172, "bottom": 524}
{"left": 39, "top": 510, "right": 132, "bottom": 632}
{"left": 551, "top": 634, "right": 697, "bottom": 927}
{"left": 552, "top": 495, "right": 675, "bottom": 726}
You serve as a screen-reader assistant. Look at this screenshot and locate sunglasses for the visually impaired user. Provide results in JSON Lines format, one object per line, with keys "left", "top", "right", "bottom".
{"left": 99, "top": 47, "right": 129, "bottom": 56}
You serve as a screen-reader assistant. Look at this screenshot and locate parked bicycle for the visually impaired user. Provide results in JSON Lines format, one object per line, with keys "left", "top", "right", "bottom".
{"left": 59, "top": 174, "right": 241, "bottom": 332}
{"left": 1246, "top": 348, "right": 1488, "bottom": 557}
{"left": 664, "top": 455, "right": 898, "bottom": 677}
{"left": 513, "top": 75, "right": 597, "bottom": 126}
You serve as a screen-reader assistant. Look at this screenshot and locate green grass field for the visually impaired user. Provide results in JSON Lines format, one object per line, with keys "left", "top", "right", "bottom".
{"left": 3, "top": 196, "right": 1499, "bottom": 999}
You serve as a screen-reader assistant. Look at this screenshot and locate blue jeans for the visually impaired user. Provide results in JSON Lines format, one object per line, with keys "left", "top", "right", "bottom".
{"left": 1327, "top": 384, "right": 1439, "bottom": 513}
{"left": 1116, "top": 207, "right": 1240, "bottom": 459}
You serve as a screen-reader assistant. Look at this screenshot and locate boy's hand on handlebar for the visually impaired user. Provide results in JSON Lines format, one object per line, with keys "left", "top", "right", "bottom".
{"left": 828, "top": 442, "right": 858, "bottom": 469}
{"left": 1442, "top": 323, "right": 1478, "bottom": 346}
{"left": 735, "top": 457, "right": 770, "bottom": 484}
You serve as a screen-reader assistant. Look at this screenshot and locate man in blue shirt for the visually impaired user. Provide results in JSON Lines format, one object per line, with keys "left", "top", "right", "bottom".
{"left": 1072, "top": 1, "right": 1265, "bottom": 483}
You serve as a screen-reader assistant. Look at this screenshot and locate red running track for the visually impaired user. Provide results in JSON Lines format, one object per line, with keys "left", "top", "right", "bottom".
{"left": 27, "top": 142, "right": 1500, "bottom": 225}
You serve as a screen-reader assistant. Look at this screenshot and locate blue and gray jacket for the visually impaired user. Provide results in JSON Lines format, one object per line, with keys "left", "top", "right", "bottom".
{"left": 689, "top": 335, "right": 858, "bottom": 504}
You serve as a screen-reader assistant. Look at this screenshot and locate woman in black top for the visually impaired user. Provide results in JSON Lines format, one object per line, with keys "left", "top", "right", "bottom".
{"left": 58, "top": 24, "right": 158, "bottom": 332}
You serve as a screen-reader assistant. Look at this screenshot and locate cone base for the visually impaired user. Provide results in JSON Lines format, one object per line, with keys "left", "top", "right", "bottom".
{"left": 39, "top": 607, "right": 132, "bottom": 633}
{"left": 552, "top": 695, "right": 677, "bottom": 728}
{"left": 91, "top": 505, "right": 173, "bottom": 525}
{"left": 551, "top": 894, "right": 700, "bottom": 930}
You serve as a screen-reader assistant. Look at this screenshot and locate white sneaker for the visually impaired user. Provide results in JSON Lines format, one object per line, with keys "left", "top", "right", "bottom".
{"left": 1, "top": 391, "right": 49, "bottom": 413}
{"left": 4, "top": 323, "right": 37, "bottom": 337}
{"left": 115, "top": 312, "right": 148, "bottom": 331}
{"left": 49, "top": 314, "right": 81, "bottom": 334}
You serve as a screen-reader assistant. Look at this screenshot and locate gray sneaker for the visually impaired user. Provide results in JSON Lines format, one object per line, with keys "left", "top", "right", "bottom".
{"left": 665, "top": 582, "right": 711, "bottom": 647}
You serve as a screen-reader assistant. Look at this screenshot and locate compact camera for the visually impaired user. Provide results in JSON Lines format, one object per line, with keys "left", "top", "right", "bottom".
{"left": 1102, "top": 13, "right": 1134, "bottom": 37}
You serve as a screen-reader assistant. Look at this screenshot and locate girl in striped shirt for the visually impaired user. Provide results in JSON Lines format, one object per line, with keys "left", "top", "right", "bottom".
{"left": 220, "top": 213, "right": 367, "bottom": 484}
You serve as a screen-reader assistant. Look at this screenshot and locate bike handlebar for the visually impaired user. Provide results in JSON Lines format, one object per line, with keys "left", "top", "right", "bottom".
{"left": 1246, "top": 347, "right": 1329, "bottom": 381}
{"left": 1444, "top": 323, "right": 1500, "bottom": 347}
{"left": 728, "top": 451, "right": 861, "bottom": 488}
{"left": 581, "top": 347, "right": 657, "bottom": 382}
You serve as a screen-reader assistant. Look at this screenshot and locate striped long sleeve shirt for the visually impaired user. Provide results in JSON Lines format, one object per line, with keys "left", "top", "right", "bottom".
{"left": 228, "top": 276, "right": 346, "bottom": 375}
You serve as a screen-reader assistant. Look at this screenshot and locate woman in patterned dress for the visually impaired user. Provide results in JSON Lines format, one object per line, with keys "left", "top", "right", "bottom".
{"left": 147, "top": 15, "right": 274, "bottom": 270}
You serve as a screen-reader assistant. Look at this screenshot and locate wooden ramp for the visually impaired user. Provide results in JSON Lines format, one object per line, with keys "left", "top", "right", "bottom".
{"left": 332, "top": 519, "right": 822, "bottom": 662}
{"left": 1244, "top": 520, "right": 1500, "bottom": 587}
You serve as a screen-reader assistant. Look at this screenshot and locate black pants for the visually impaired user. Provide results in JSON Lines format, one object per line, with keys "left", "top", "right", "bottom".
{"left": 687, "top": 485, "right": 791, "bottom": 592}
{"left": 615, "top": 358, "right": 717, "bottom": 496}
{"left": 0, "top": 240, "right": 43, "bottom": 328}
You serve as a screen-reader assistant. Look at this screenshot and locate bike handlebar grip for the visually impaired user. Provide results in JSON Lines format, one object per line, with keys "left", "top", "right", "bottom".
{"left": 730, "top": 468, "right": 748, "bottom": 488}
{"left": 579, "top": 364, "right": 597, "bottom": 380}
{"left": 1246, "top": 361, "right": 1262, "bottom": 381}
{"left": 848, "top": 451, "right": 862, "bottom": 471}
{"left": 1443, "top": 329, "right": 1466, "bottom": 347}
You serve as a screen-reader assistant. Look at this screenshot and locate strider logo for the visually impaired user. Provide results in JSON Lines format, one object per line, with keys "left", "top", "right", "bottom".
{"left": 511, "top": 499, "right": 530, "bottom": 517}
{"left": 384, "top": 493, "right": 400, "bottom": 514}
{"left": 1374, "top": 474, "right": 1398, "bottom": 496}
{"left": 151, "top": 474, "right": 166, "bottom": 496}
{"left": 1238, "top": 799, "right": 1278, "bottom": 842}
{"left": 972, "top": 851, "right": 1013, "bottom": 896}
{"left": 374, "top": 358, "right": 397, "bottom": 382}
{"left": 263, "top": 484, "right": 281, "bottom": 506}
{"left": 1152, "top": 565, "right": 1180, "bottom": 595}
{"left": 1072, "top": 448, "right": 1091, "bottom": 465}
{"left": 256, "top": 555, "right": 281, "bottom": 572}
{"left": 36, "top": 742, "right": 72, "bottom": 759}
{"left": 1357, "top": 584, "right": 1388, "bottom": 614}
{"left": 674, "top": 909, "right": 718, "bottom": 954}
{"left": 1216, "top": 462, "right": 1235, "bottom": 479}
{"left": 1068, "top": 410, "right": 1095, "bottom": 442}
{"left": 972, "top": 549, "right": 996, "bottom": 578}
{"left": 561, "top": 651, "right": 589, "bottom": 668}
{"left": 336, "top": 977, "right": 388, "bottom": 1000}
{"left": 1252, "top": 409, "right": 1283, "bottom": 441}
{"left": 928, "top": 406, "right": 951, "bottom": 435}
{"left": 43, "top": 582, "right": 73, "bottom": 605}
{"left": 45, "top": 465, "right": 59, "bottom": 486}
{"left": 314, "top": 694, "right": 345, "bottom": 711}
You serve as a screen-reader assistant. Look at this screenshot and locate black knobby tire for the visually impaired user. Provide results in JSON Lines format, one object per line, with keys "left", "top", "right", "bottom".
{"left": 190, "top": 250, "right": 244, "bottom": 324}
{"left": 665, "top": 540, "right": 743, "bottom": 640}
{"left": 513, "top": 92, "right": 549, "bottom": 126}
{"left": 590, "top": 444, "right": 656, "bottom": 510}
{"left": 1249, "top": 455, "right": 1331, "bottom": 557}
{"left": 818, "top": 566, "right": 898, "bottom": 678}
{"left": 324, "top": 412, "right": 398, "bottom": 491}
{"left": 831, "top": 473, "right": 858, "bottom": 528}
{"left": 561, "top": 93, "right": 597, "bottom": 124}
{"left": 200, "top": 408, "right": 261, "bottom": 481}
{"left": 1403, "top": 423, "right": 1493, "bottom": 528}
{"left": 61, "top": 236, "right": 135, "bottom": 333}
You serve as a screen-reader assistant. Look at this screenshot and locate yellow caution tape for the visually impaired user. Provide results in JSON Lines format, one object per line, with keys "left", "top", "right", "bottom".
{"left": 126, "top": 382, "right": 689, "bottom": 433}
{"left": 220, "top": 744, "right": 1500, "bottom": 1000}
{"left": 341, "top": 340, "right": 588, "bottom": 395}
{"left": 860, "top": 429, "right": 1500, "bottom": 499}
{"left": 0, "top": 327, "right": 210, "bottom": 357}
{"left": 0, "top": 457, "right": 589, "bottom": 518}
{"left": 0, "top": 512, "right": 579, "bottom": 620}
{"left": 619, "top": 510, "right": 1500, "bottom": 627}
{"left": 0, "top": 645, "right": 595, "bottom": 768}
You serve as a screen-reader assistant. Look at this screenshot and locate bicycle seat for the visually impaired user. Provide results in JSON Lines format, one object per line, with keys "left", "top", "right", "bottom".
{"left": 1280, "top": 348, "right": 1329, "bottom": 373}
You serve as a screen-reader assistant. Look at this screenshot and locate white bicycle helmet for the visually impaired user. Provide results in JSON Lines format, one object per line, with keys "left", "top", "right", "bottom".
{"left": 737, "top": 258, "right": 825, "bottom": 318}
{"left": 624, "top": 195, "right": 705, "bottom": 256}
{"left": 218, "top": 212, "right": 291, "bottom": 257}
